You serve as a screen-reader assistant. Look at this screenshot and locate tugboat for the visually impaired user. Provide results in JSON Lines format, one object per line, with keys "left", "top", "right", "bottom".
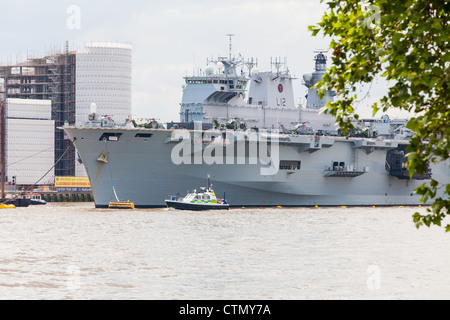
{"left": 26, "top": 193, "right": 47, "bottom": 205}
{"left": 165, "top": 175, "right": 229, "bottom": 211}
{"left": 0, "top": 195, "right": 30, "bottom": 207}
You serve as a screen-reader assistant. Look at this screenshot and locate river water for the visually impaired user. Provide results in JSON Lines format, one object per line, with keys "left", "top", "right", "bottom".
{"left": 0, "top": 203, "right": 449, "bottom": 300}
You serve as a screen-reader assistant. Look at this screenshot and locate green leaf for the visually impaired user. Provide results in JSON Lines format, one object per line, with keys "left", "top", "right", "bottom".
{"left": 310, "top": 0, "right": 449, "bottom": 232}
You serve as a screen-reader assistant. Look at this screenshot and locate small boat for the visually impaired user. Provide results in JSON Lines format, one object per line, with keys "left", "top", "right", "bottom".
{"left": 0, "top": 197, "right": 30, "bottom": 207}
{"left": 165, "top": 175, "right": 229, "bottom": 211}
{"left": 108, "top": 200, "right": 135, "bottom": 209}
{"left": 26, "top": 193, "right": 47, "bottom": 205}
{"left": 108, "top": 182, "right": 135, "bottom": 209}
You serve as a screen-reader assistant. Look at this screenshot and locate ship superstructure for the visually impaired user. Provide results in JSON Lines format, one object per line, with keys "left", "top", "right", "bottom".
{"left": 63, "top": 46, "right": 449, "bottom": 208}
{"left": 176, "top": 46, "right": 307, "bottom": 131}
{"left": 180, "top": 55, "right": 248, "bottom": 124}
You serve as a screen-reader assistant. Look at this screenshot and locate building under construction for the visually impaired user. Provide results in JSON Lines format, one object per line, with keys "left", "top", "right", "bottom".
{"left": 0, "top": 46, "right": 76, "bottom": 177}
{"left": 0, "top": 42, "right": 132, "bottom": 179}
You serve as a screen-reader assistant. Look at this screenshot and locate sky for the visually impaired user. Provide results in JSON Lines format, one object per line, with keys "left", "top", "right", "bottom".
{"left": 0, "top": 0, "right": 398, "bottom": 123}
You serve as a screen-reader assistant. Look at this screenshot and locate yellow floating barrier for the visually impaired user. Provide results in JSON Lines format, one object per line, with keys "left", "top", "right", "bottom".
{"left": 108, "top": 200, "right": 135, "bottom": 209}
{"left": 0, "top": 203, "right": 16, "bottom": 209}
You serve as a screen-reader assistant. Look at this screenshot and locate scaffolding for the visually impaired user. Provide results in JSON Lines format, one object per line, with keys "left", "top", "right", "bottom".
{"left": 0, "top": 46, "right": 76, "bottom": 177}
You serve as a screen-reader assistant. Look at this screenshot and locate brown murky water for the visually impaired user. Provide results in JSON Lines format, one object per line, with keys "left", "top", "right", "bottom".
{"left": 0, "top": 203, "right": 449, "bottom": 299}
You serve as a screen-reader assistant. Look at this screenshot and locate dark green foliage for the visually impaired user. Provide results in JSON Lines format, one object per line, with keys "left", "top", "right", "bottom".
{"left": 310, "top": 0, "right": 449, "bottom": 231}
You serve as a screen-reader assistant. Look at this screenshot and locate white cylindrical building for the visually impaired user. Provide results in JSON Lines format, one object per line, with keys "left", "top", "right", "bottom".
{"left": 75, "top": 42, "right": 132, "bottom": 177}
{"left": 75, "top": 42, "right": 132, "bottom": 126}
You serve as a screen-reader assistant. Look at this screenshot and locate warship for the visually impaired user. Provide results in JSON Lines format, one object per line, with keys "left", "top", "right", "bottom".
{"left": 63, "top": 48, "right": 449, "bottom": 208}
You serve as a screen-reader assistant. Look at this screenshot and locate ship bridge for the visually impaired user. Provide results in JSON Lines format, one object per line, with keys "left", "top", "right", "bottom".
{"left": 180, "top": 54, "right": 248, "bottom": 123}
{"left": 204, "top": 91, "right": 238, "bottom": 104}
{"left": 180, "top": 74, "right": 248, "bottom": 122}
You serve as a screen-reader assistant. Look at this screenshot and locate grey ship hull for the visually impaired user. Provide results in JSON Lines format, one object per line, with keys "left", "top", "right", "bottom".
{"left": 64, "top": 127, "right": 449, "bottom": 208}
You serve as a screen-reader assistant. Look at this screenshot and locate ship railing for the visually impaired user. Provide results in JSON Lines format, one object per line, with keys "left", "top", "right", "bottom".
{"left": 323, "top": 165, "right": 368, "bottom": 178}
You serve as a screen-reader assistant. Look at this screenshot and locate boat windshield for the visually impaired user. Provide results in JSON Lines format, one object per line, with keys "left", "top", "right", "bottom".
{"left": 184, "top": 194, "right": 196, "bottom": 200}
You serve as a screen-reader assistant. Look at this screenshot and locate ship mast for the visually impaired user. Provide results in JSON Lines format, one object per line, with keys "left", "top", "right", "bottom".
{"left": 227, "top": 34, "right": 235, "bottom": 60}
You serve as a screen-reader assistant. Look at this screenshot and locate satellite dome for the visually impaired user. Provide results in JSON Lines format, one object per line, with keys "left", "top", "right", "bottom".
{"left": 205, "top": 67, "right": 214, "bottom": 75}
{"left": 303, "top": 73, "right": 313, "bottom": 82}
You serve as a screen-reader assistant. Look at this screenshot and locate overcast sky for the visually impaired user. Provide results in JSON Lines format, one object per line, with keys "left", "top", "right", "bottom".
{"left": 0, "top": 0, "right": 400, "bottom": 123}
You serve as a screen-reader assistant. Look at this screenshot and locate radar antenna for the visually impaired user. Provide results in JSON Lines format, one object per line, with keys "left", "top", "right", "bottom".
{"left": 245, "top": 57, "right": 258, "bottom": 77}
{"left": 313, "top": 49, "right": 328, "bottom": 71}
{"left": 227, "top": 34, "right": 235, "bottom": 60}
{"left": 270, "top": 58, "right": 283, "bottom": 74}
